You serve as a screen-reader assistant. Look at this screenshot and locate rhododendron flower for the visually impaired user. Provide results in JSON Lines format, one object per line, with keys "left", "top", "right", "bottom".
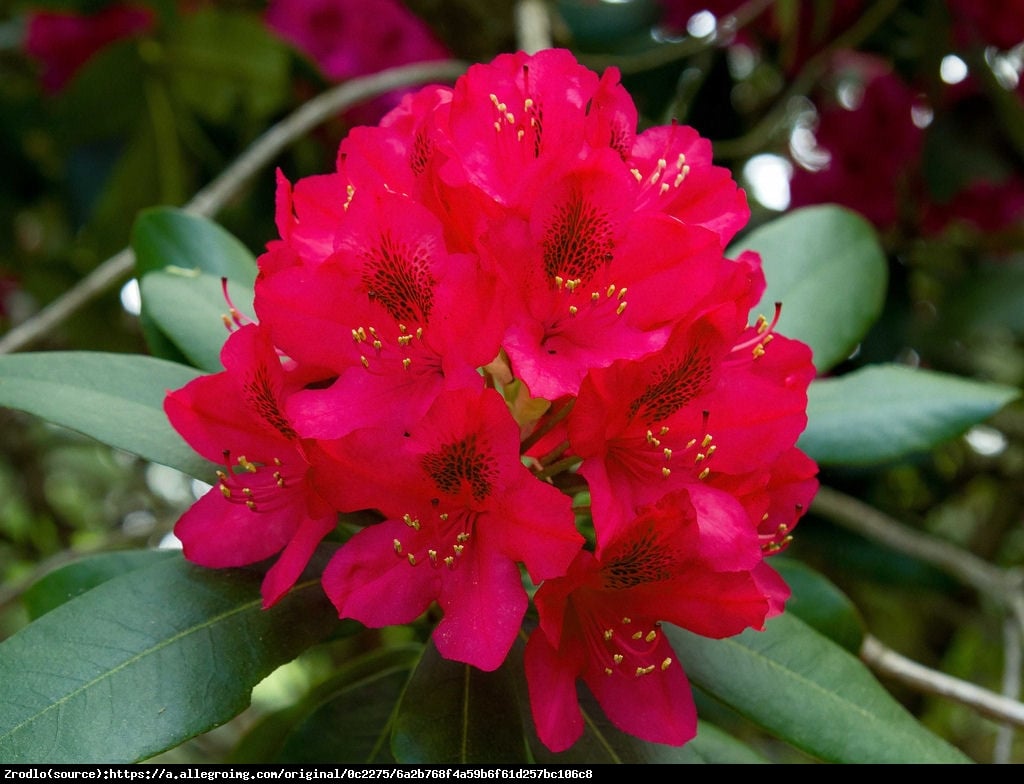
{"left": 165, "top": 324, "right": 337, "bottom": 608}
{"left": 568, "top": 258, "right": 815, "bottom": 538}
{"left": 256, "top": 189, "right": 504, "bottom": 437}
{"left": 525, "top": 489, "right": 776, "bottom": 752}
{"left": 163, "top": 47, "right": 818, "bottom": 752}
{"left": 24, "top": 4, "right": 155, "bottom": 93}
{"left": 318, "top": 388, "right": 583, "bottom": 671}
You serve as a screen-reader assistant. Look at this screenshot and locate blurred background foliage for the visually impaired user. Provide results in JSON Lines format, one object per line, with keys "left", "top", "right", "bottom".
{"left": 1, "top": 0, "right": 1024, "bottom": 763}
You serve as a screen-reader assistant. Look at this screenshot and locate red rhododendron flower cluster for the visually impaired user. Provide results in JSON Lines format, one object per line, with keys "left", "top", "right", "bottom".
{"left": 166, "top": 49, "right": 818, "bottom": 752}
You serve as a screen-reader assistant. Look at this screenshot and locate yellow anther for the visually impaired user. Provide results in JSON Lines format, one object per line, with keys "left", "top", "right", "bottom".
{"left": 663, "top": 448, "right": 673, "bottom": 460}
{"left": 393, "top": 539, "right": 403, "bottom": 554}
{"left": 456, "top": 532, "right": 470, "bottom": 543}
{"left": 604, "top": 668, "right": 613, "bottom": 675}
{"left": 621, "top": 617, "right": 632, "bottom": 625}
{"left": 645, "top": 630, "right": 657, "bottom": 643}
{"left": 554, "top": 275, "right": 564, "bottom": 289}
{"left": 568, "top": 305, "right": 578, "bottom": 316}
{"left": 616, "top": 302, "right": 627, "bottom": 315}
{"left": 238, "top": 456, "right": 258, "bottom": 473}
{"left": 613, "top": 654, "right": 623, "bottom": 664}
{"left": 660, "top": 182, "right": 670, "bottom": 195}
{"left": 606, "top": 284, "right": 616, "bottom": 297}
{"left": 428, "top": 549, "right": 438, "bottom": 565}
{"left": 630, "top": 168, "right": 643, "bottom": 182}
{"left": 661, "top": 657, "right": 672, "bottom": 671}
{"left": 695, "top": 453, "right": 706, "bottom": 463}
{"left": 219, "top": 485, "right": 232, "bottom": 499}
{"left": 402, "top": 358, "right": 412, "bottom": 370}
{"left": 632, "top": 631, "right": 643, "bottom": 640}
{"left": 360, "top": 355, "right": 370, "bottom": 368}
{"left": 617, "top": 287, "right": 628, "bottom": 300}
{"left": 245, "top": 500, "right": 256, "bottom": 511}
{"left": 372, "top": 340, "right": 382, "bottom": 351}
{"left": 662, "top": 467, "right": 672, "bottom": 478}
{"left": 440, "top": 513, "right": 449, "bottom": 521}
{"left": 407, "top": 554, "right": 417, "bottom": 566}
{"left": 453, "top": 544, "right": 464, "bottom": 556}
{"left": 444, "top": 556, "right": 455, "bottom": 568}
{"left": 415, "top": 328, "right": 423, "bottom": 340}
{"left": 398, "top": 335, "right": 413, "bottom": 346}
{"left": 603, "top": 629, "right": 614, "bottom": 641}
{"left": 699, "top": 467, "right": 711, "bottom": 480}
{"left": 753, "top": 344, "right": 766, "bottom": 359}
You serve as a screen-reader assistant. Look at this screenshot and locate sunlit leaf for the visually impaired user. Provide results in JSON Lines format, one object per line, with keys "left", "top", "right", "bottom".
{"left": 730, "top": 205, "right": 888, "bottom": 373}
{"left": 800, "top": 363, "right": 1020, "bottom": 465}
{"left": 0, "top": 550, "right": 340, "bottom": 763}
{"left": 667, "top": 613, "right": 973, "bottom": 763}
{"left": 0, "top": 352, "right": 213, "bottom": 479}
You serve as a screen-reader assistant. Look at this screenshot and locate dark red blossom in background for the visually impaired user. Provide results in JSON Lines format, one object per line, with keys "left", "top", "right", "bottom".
{"left": 24, "top": 4, "right": 155, "bottom": 93}
{"left": 789, "top": 53, "right": 924, "bottom": 233}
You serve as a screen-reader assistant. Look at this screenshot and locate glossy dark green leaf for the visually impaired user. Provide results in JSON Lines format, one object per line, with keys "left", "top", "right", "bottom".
{"left": 0, "top": 550, "right": 340, "bottom": 763}
{"left": 800, "top": 364, "right": 1020, "bottom": 465}
{"left": 391, "top": 641, "right": 529, "bottom": 764}
{"left": 0, "top": 352, "right": 214, "bottom": 479}
{"left": 771, "top": 557, "right": 864, "bottom": 654}
{"left": 229, "top": 644, "right": 421, "bottom": 764}
{"left": 141, "top": 270, "right": 254, "bottom": 372}
{"left": 22, "top": 550, "right": 178, "bottom": 621}
{"left": 729, "top": 205, "right": 888, "bottom": 373}
{"left": 667, "top": 613, "right": 973, "bottom": 763}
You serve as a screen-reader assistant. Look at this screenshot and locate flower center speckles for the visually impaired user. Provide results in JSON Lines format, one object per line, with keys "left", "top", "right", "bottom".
{"left": 600, "top": 526, "right": 678, "bottom": 589}
{"left": 543, "top": 192, "right": 615, "bottom": 287}
{"left": 243, "top": 365, "right": 298, "bottom": 439}
{"left": 391, "top": 509, "right": 473, "bottom": 569}
{"left": 627, "top": 345, "right": 713, "bottom": 423}
{"left": 216, "top": 452, "right": 301, "bottom": 513}
{"left": 421, "top": 433, "right": 497, "bottom": 502}
{"left": 360, "top": 231, "right": 436, "bottom": 324}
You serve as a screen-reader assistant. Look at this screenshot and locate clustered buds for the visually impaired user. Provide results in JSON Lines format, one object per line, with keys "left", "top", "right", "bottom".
{"left": 165, "top": 49, "right": 818, "bottom": 752}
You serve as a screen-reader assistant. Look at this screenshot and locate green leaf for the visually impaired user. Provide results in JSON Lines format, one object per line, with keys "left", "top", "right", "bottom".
{"left": 132, "top": 207, "right": 257, "bottom": 284}
{"left": 141, "top": 270, "right": 254, "bottom": 372}
{"left": 22, "top": 550, "right": 178, "bottom": 621}
{"left": 771, "top": 557, "right": 864, "bottom": 654}
{"left": 165, "top": 8, "right": 290, "bottom": 124}
{"left": 231, "top": 645, "right": 422, "bottom": 764}
{"left": 0, "top": 550, "right": 340, "bottom": 764}
{"left": 800, "top": 363, "right": 1020, "bottom": 465}
{"left": 132, "top": 207, "right": 257, "bottom": 367}
{"left": 666, "top": 613, "right": 973, "bottom": 763}
{"left": 730, "top": 205, "right": 888, "bottom": 373}
{"left": 391, "top": 641, "right": 530, "bottom": 764}
{"left": 0, "top": 352, "right": 214, "bottom": 479}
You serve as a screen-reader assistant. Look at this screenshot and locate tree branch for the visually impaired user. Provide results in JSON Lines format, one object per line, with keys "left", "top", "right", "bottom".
{"left": 0, "top": 59, "right": 469, "bottom": 356}
{"left": 861, "top": 634, "right": 1024, "bottom": 730}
